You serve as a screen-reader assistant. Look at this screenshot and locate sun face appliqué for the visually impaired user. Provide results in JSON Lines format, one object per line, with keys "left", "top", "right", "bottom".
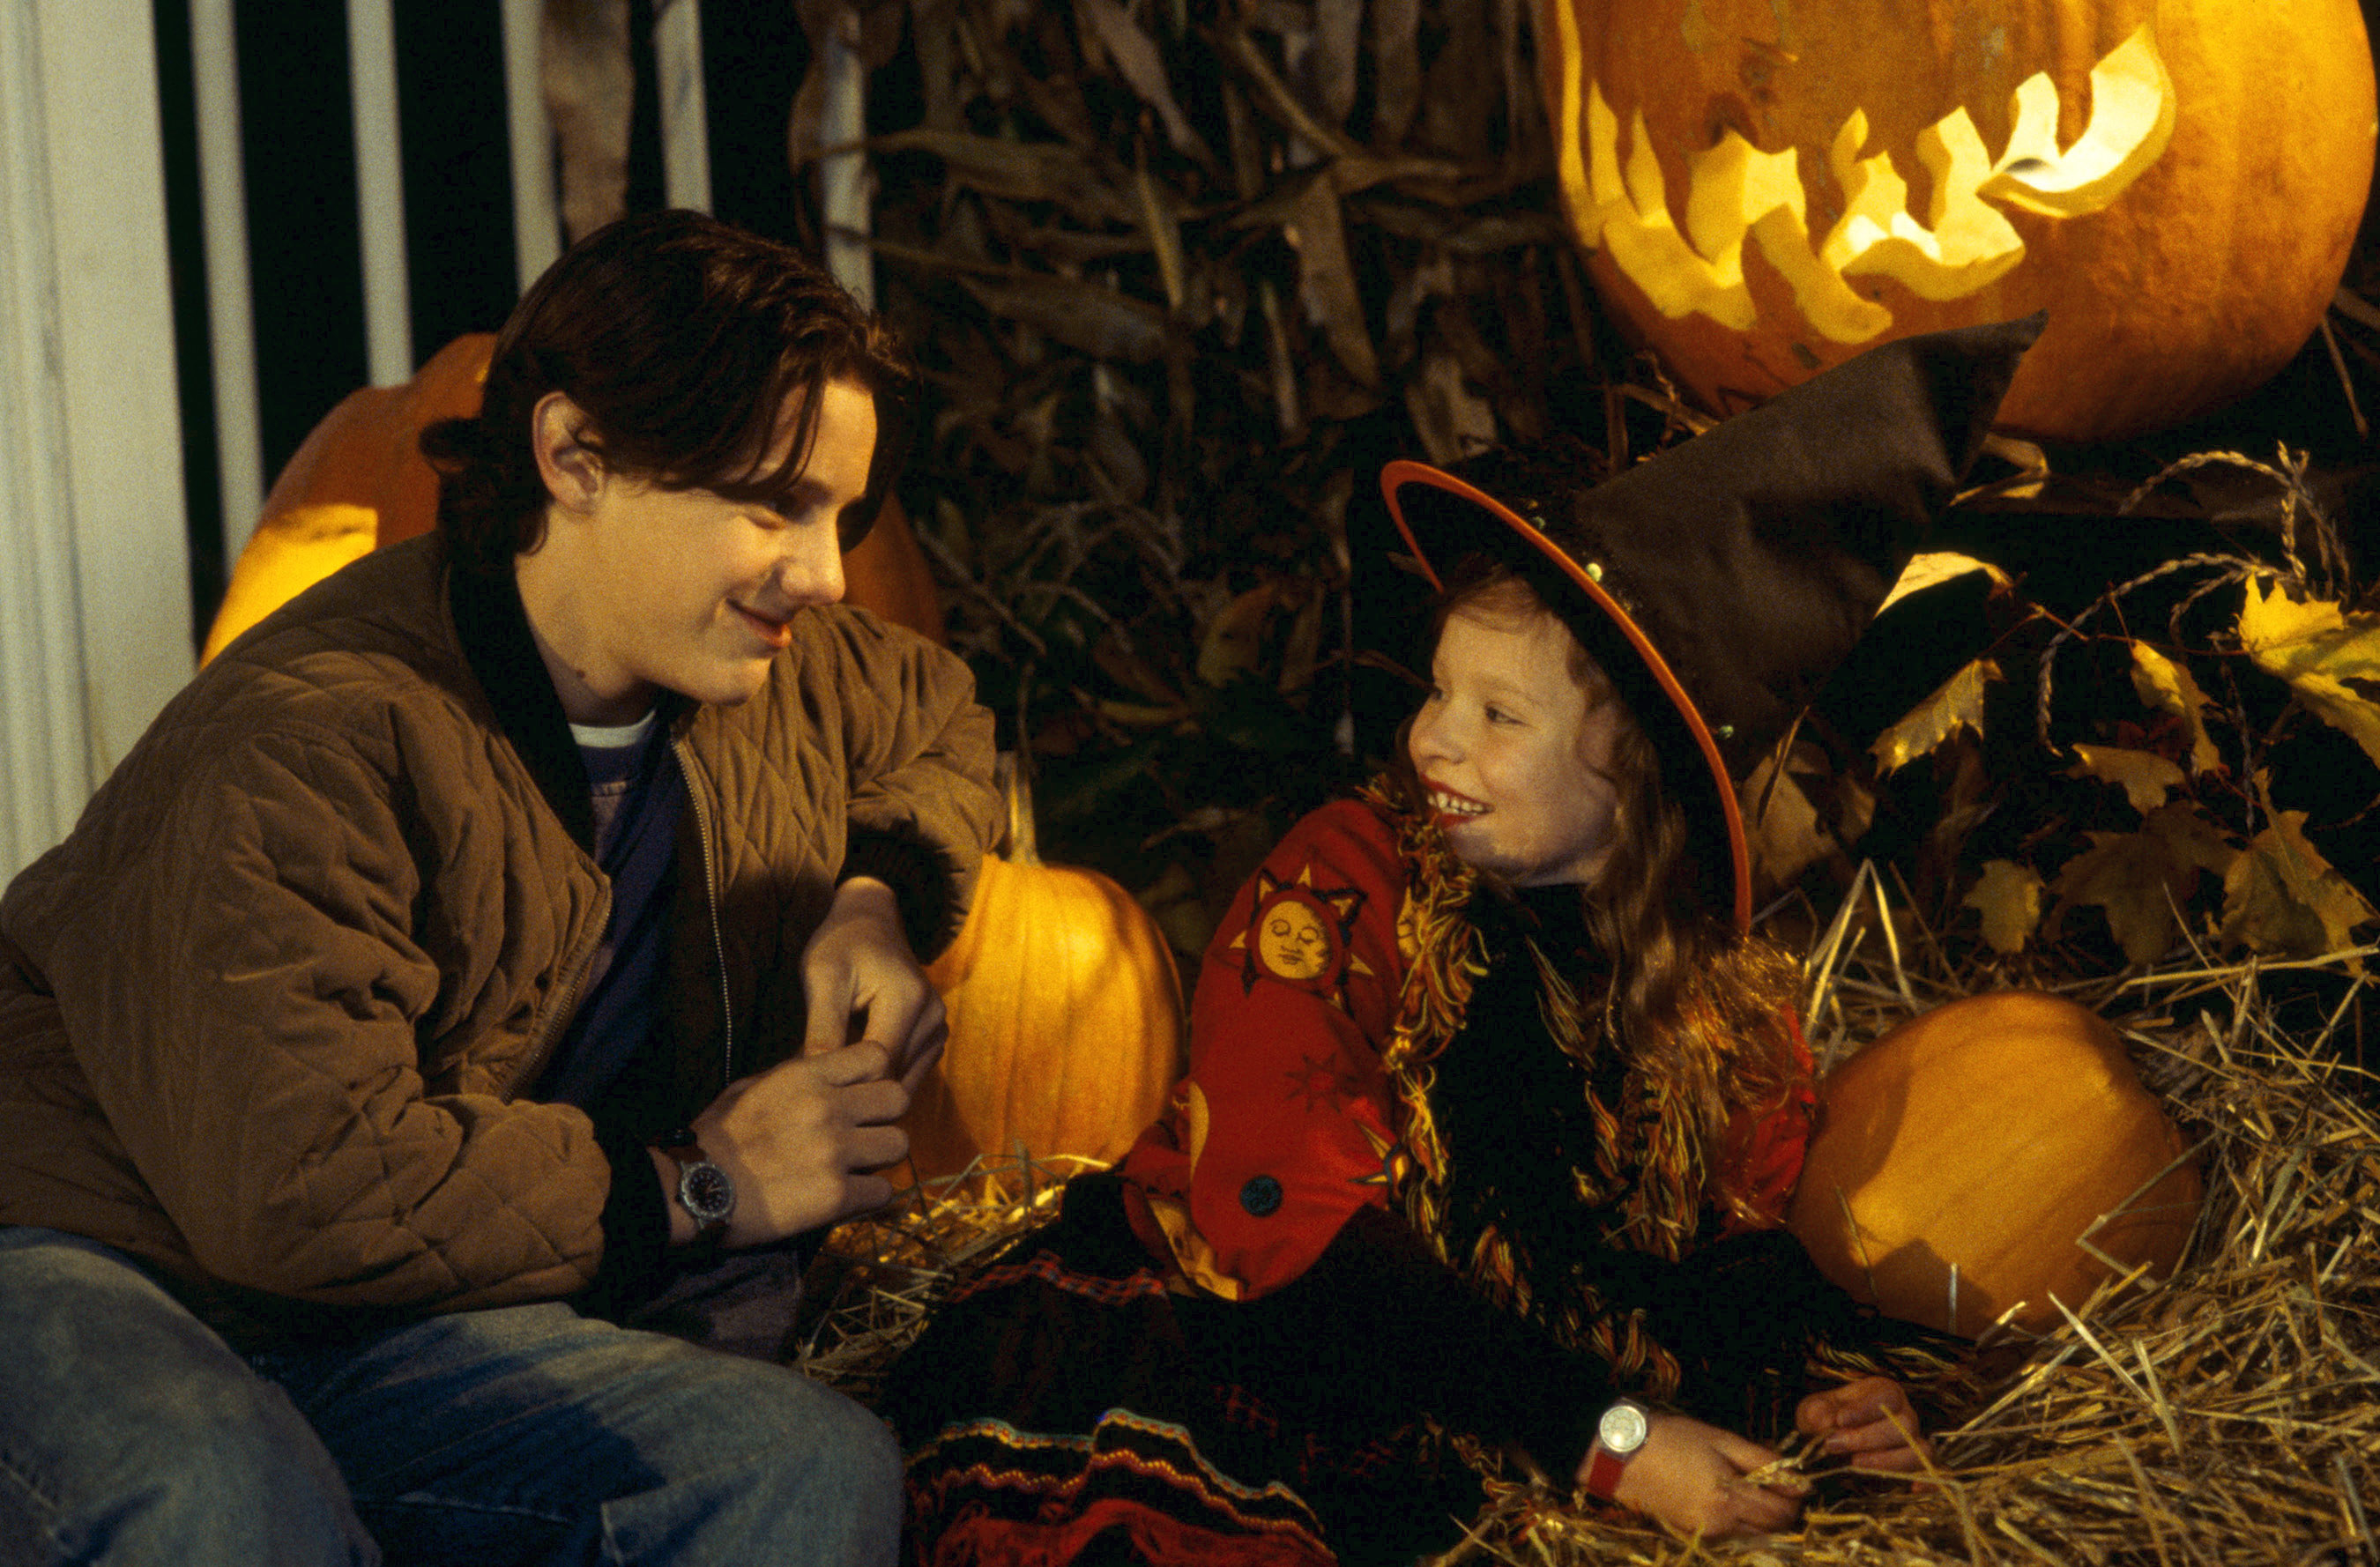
{"left": 1232, "top": 861, "right": 1373, "bottom": 1008}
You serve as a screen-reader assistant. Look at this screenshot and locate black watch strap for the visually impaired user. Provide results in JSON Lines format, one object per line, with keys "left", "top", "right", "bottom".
{"left": 654, "top": 1127, "right": 735, "bottom": 1249}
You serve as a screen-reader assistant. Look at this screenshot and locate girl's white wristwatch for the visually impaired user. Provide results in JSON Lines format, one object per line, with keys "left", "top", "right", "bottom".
{"left": 1582, "top": 1398, "right": 1650, "bottom": 1499}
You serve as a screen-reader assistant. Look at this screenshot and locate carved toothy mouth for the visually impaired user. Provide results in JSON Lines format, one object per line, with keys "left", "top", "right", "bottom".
{"left": 1557, "top": 22, "right": 2175, "bottom": 345}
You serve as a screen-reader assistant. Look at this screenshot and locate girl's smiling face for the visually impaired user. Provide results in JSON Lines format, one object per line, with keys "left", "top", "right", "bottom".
{"left": 1408, "top": 591, "right": 1627, "bottom": 888}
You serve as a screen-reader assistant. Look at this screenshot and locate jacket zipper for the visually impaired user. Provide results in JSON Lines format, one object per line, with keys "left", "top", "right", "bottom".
{"left": 675, "top": 736, "right": 737, "bottom": 1088}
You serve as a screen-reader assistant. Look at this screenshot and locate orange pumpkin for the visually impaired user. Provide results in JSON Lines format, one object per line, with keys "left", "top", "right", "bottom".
{"left": 200, "top": 334, "right": 495, "bottom": 663}
{"left": 899, "top": 762, "right": 1186, "bottom": 1183}
{"left": 201, "top": 335, "right": 944, "bottom": 662}
{"left": 1536, "top": 0, "right": 2377, "bottom": 441}
{"left": 1786, "top": 991, "right": 2201, "bottom": 1337}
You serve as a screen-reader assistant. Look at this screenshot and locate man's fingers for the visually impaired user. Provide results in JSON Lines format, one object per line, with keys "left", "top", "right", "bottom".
{"left": 836, "top": 1075, "right": 910, "bottom": 1130}
{"left": 807, "top": 1037, "right": 897, "bottom": 1088}
{"left": 896, "top": 1032, "right": 946, "bottom": 1097}
{"left": 800, "top": 998, "right": 857, "bottom": 1058}
{"left": 837, "top": 1170, "right": 896, "bottom": 1220}
{"left": 846, "top": 1120, "right": 910, "bottom": 1170}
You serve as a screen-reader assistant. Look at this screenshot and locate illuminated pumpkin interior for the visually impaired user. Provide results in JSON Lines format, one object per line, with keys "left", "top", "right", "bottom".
{"left": 1556, "top": 22, "right": 2178, "bottom": 345}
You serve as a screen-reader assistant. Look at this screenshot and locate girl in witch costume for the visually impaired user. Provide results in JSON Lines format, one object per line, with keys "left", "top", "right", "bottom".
{"left": 881, "top": 316, "right": 2044, "bottom": 1564}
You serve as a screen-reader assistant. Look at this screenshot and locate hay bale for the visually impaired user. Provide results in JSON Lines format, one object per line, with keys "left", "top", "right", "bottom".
{"left": 799, "top": 892, "right": 2380, "bottom": 1564}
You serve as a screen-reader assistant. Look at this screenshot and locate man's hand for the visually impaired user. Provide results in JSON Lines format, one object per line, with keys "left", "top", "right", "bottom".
{"left": 1595, "top": 1412, "right": 1807, "bottom": 1539}
{"left": 798, "top": 876, "right": 948, "bottom": 1093}
{"left": 662, "top": 1040, "right": 913, "bottom": 1247}
{"left": 653, "top": 877, "right": 952, "bottom": 1250}
{"left": 1796, "top": 1376, "right": 1930, "bottom": 1473}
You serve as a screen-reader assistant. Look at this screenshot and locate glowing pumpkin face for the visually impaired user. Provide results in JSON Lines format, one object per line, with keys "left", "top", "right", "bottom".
{"left": 1539, "top": 1, "right": 2377, "bottom": 442}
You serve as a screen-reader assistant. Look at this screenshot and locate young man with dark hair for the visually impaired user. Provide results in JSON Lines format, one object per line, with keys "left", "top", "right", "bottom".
{"left": 0, "top": 209, "right": 996, "bottom": 1565}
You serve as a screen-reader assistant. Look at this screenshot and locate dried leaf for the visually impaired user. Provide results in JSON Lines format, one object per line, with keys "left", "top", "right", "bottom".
{"left": 1074, "top": 0, "right": 1209, "bottom": 162}
{"left": 1215, "top": 20, "right": 1364, "bottom": 163}
{"left": 1741, "top": 754, "right": 1833, "bottom": 891}
{"left": 1313, "top": 0, "right": 1361, "bottom": 125}
{"left": 1877, "top": 551, "right": 2012, "bottom": 616}
{"left": 2221, "top": 798, "right": 2380, "bottom": 958}
{"left": 956, "top": 274, "right": 1170, "bottom": 364}
{"left": 1284, "top": 177, "right": 1380, "bottom": 386}
{"left": 1404, "top": 344, "right": 1496, "bottom": 465}
{"left": 1197, "top": 582, "right": 1283, "bottom": 686}
{"left": 2236, "top": 575, "right": 2380, "bottom": 769}
{"left": 2141, "top": 798, "right": 2240, "bottom": 880}
{"left": 1368, "top": 0, "right": 1421, "bottom": 143}
{"left": 1279, "top": 586, "right": 1324, "bottom": 694}
{"left": 872, "top": 130, "right": 1137, "bottom": 224}
{"left": 1871, "top": 658, "right": 1999, "bottom": 776}
{"left": 2128, "top": 642, "right": 2222, "bottom": 775}
{"left": 1963, "top": 858, "right": 2044, "bottom": 954}
{"left": 1133, "top": 159, "right": 1186, "bottom": 313}
{"left": 2068, "top": 744, "right": 2186, "bottom": 815}
{"left": 1091, "top": 629, "right": 1182, "bottom": 708}
{"left": 2053, "top": 827, "right": 2198, "bottom": 967}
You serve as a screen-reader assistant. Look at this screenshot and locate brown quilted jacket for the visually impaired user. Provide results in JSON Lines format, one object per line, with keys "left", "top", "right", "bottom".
{"left": 0, "top": 534, "right": 996, "bottom": 1342}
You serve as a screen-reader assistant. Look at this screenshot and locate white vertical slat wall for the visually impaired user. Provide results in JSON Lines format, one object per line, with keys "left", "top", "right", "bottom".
{"left": 0, "top": 0, "right": 189, "bottom": 882}
{"left": 346, "top": 0, "right": 413, "bottom": 390}
{"left": 655, "top": 0, "right": 713, "bottom": 215}
{"left": 190, "top": 0, "right": 263, "bottom": 559}
{"left": 502, "top": 0, "right": 562, "bottom": 293}
{"left": 1, "top": 0, "right": 717, "bottom": 882}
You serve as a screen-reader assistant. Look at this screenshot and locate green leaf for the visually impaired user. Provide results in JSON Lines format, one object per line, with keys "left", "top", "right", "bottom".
{"left": 1872, "top": 658, "right": 1998, "bottom": 776}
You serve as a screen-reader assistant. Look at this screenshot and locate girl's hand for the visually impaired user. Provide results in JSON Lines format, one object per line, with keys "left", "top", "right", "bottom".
{"left": 1594, "top": 1412, "right": 1808, "bottom": 1539}
{"left": 1796, "top": 1376, "right": 1930, "bottom": 1474}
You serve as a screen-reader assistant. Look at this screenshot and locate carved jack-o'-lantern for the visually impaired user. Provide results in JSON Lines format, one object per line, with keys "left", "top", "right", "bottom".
{"left": 1537, "top": 1, "right": 2377, "bottom": 442}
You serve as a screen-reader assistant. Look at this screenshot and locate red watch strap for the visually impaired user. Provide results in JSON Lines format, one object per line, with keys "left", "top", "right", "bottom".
{"left": 1582, "top": 1443, "right": 1628, "bottom": 1500}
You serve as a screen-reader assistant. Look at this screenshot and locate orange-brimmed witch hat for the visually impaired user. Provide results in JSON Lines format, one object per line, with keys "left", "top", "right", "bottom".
{"left": 1382, "top": 315, "right": 2044, "bottom": 932}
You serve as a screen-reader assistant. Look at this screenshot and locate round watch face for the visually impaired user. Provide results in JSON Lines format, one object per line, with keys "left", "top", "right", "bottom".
{"left": 1598, "top": 1400, "right": 1649, "bottom": 1455}
{"left": 680, "top": 1161, "right": 736, "bottom": 1225}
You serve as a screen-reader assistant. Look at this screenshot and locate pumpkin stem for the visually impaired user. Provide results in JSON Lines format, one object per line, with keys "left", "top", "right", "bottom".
{"left": 998, "top": 751, "right": 1042, "bottom": 866}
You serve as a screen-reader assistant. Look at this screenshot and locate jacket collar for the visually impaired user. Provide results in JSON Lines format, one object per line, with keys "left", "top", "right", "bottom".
{"left": 448, "top": 558, "right": 701, "bottom": 858}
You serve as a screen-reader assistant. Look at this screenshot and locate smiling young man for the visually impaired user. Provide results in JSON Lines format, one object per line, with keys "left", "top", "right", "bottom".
{"left": 0, "top": 211, "right": 998, "bottom": 1565}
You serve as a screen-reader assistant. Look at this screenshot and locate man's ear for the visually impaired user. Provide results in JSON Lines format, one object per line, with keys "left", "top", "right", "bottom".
{"left": 531, "top": 391, "right": 605, "bottom": 512}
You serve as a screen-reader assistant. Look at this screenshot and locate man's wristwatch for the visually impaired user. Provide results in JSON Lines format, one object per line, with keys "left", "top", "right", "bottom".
{"left": 1581, "top": 1398, "right": 1651, "bottom": 1500}
{"left": 655, "top": 1129, "right": 735, "bottom": 1248}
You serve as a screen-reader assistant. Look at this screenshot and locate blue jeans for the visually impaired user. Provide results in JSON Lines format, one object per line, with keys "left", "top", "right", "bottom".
{"left": 0, "top": 1228, "right": 900, "bottom": 1566}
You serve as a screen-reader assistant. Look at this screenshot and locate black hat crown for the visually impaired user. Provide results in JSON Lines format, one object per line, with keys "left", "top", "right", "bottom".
{"left": 1384, "top": 313, "right": 2045, "bottom": 929}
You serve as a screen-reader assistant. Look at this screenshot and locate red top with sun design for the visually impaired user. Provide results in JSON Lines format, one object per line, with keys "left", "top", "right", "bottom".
{"left": 1119, "top": 795, "right": 1811, "bottom": 1303}
{"left": 1119, "top": 800, "right": 1414, "bottom": 1299}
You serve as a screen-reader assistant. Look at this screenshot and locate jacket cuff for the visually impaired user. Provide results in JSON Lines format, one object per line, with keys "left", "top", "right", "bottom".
{"left": 840, "top": 825, "right": 968, "bottom": 962}
{"left": 584, "top": 1119, "right": 672, "bottom": 1312}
